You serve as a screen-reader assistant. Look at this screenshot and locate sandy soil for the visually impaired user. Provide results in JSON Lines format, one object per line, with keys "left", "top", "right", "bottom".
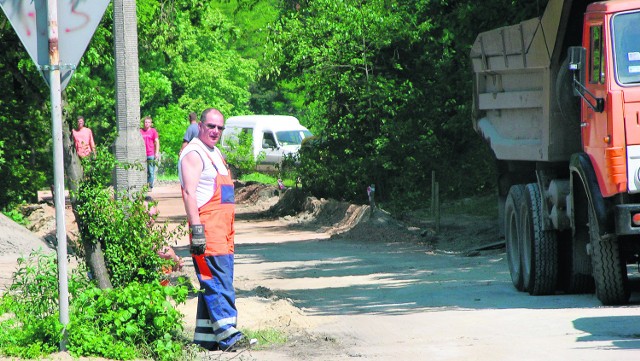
{"left": 0, "top": 181, "right": 500, "bottom": 360}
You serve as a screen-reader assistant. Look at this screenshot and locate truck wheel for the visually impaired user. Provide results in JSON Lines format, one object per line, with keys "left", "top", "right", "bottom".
{"left": 505, "top": 185, "right": 525, "bottom": 291}
{"left": 588, "top": 207, "right": 629, "bottom": 305}
{"left": 520, "top": 183, "right": 558, "bottom": 295}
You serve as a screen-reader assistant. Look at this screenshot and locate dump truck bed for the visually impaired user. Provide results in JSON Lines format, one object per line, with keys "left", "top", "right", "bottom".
{"left": 470, "top": 0, "right": 584, "bottom": 162}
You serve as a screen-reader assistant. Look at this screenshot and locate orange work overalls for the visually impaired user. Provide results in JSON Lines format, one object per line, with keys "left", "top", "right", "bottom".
{"left": 190, "top": 145, "right": 242, "bottom": 351}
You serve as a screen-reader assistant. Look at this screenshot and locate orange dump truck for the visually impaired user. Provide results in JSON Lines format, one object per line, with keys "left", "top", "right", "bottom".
{"left": 470, "top": 0, "right": 640, "bottom": 305}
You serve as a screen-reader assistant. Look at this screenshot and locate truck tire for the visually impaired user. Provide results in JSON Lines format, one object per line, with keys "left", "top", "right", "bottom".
{"left": 505, "top": 185, "right": 526, "bottom": 291}
{"left": 520, "top": 183, "right": 558, "bottom": 295}
{"left": 588, "top": 206, "right": 629, "bottom": 305}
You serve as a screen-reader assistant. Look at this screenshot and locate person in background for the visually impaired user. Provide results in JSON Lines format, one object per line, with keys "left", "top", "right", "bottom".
{"left": 140, "top": 116, "right": 160, "bottom": 190}
{"left": 180, "top": 111, "right": 199, "bottom": 153}
{"left": 72, "top": 115, "right": 96, "bottom": 158}
{"left": 179, "top": 107, "right": 254, "bottom": 352}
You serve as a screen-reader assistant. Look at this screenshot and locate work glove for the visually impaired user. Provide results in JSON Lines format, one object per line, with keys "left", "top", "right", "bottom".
{"left": 190, "top": 224, "right": 206, "bottom": 255}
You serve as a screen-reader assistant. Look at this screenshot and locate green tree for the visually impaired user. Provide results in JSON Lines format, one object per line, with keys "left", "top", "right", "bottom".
{"left": 0, "top": 22, "right": 51, "bottom": 209}
{"left": 136, "top": 0, "right": 259, "bottom": 173}
{"left": 266, "top": 0, "right": 549, "bottom": 210}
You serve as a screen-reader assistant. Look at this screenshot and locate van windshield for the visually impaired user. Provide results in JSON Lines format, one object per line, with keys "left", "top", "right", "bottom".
{"left": 612, "top": 11, "right": 640, "bottom": 85}
{"left": 276, "top": 130, "right": 313, "bottom": 146}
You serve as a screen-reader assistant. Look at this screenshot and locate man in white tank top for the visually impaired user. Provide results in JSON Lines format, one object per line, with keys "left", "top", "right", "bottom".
{"left": 179, "top": 108, "right": 252, "bottom": 352}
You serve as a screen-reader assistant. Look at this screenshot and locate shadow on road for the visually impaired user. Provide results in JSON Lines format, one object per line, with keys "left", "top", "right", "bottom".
{"left": 573, "top": 315, "right": 640, "bottom": 350}
{"left": 236, "top": 236, "right": 640, "bottom": 316}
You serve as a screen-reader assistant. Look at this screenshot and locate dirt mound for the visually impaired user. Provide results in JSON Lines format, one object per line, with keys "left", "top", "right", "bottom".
{"left": 265, "top": 188, "right": 370, "bottom": 235}
{"left": 235, "top": 181, "right": 279, "bottom": 204}
{"left": 262, "top": 186, "right": 499, "bottom": 253}
{"left": 0, "top": 210, "right": 55, "bottom": 257}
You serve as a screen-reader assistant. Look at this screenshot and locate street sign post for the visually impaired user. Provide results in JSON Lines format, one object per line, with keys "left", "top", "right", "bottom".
{"left": 0, "top": 0, "right": 110, "bottom": 351}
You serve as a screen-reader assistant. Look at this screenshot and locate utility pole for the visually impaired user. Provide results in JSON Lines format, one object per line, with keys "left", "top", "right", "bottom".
{"left": 112, "top": 0, "right": 146, "bottom": 194}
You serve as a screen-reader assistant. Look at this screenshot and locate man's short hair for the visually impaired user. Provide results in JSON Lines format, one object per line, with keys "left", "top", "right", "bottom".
{"left": 189, "top": 112, "right": 197, "bottom": 122}
{"left": 200, "top": 108, "right": 223, "bottom": 122}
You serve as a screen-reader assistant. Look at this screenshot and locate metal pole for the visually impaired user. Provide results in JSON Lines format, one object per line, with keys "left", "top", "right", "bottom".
{"left": 431, "top": 170, "right": 436, "bottom": 217}
{"left": 435, "top": 182, "right": 440, "bottom": 234}
{"left": 47, "top": 0, "right": 69, "bottom": 350}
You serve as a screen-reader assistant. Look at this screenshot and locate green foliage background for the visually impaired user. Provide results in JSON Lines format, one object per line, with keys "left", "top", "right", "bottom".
{"left": 0, "top": 0, "right": 549, "bottom": 210}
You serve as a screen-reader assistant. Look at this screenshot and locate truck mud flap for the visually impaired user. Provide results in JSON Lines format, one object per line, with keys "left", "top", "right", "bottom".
{"left": 569, "top": 153, "right": 614, "bottom": 236}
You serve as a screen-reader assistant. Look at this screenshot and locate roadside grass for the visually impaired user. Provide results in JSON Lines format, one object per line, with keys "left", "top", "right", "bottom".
{"left": 241, "top": 328, "right": 287, "bottom": 350}
{"left": 441, "top": 193, "right": 498, "bottom": 218}
{"left": 240, "top": 172, "right": 296, "bottom": 187}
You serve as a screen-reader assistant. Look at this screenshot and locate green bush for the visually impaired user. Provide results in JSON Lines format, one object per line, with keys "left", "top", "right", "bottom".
{"left": 67, "top": 281, "right": 189, "bottom": 361}
{"left": 74, "top": 146, "right": 186, "bottom": 287}
{"left": 0, "top": 146, "right": 192, "bottom": 360}
{"left": 0, "top": 251, "right": 91, "bottom": 359}
{"left": 221, "top": 130, "right": 265, "bottom": 178}
{"left": 0, "top": 251, "right": 191, "bottom": 360}
{"left": 2, "top": 207, "right": 28, "bottom": 226}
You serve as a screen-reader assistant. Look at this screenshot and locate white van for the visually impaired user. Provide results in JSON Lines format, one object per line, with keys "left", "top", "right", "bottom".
{"left": 220, "top": 115, "right": 312, "bottom": 172}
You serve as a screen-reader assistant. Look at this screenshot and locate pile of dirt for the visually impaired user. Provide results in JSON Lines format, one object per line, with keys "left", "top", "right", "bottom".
{"left": 235, "top": 181, "right": 279, "bottom": 204}
{"left": 259, "top": 185, "right": 500, "bottom": 253}
{"left": 265, "top": 188, "right": 368, "bottom": 234}
{"left": 9, "top": 182, "right": 500, "bottom": 261}
{"left": 0, "top": 212, "right": 54, "bottom": 257}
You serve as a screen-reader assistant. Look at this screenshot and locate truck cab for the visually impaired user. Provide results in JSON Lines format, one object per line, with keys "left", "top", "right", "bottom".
{"left": 577, "top": 3, "right": 640, "bottom": 197}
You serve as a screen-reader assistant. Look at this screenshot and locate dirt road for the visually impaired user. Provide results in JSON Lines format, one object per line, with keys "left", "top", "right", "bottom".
{"left": 149, "top": 183, "right": 640, "bottom": 361}
{"left": 3, "top": 182, "right": 640, "bottom": 360}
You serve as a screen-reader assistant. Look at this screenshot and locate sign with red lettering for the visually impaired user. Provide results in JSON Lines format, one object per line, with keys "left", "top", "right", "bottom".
{"left": 0, "top": 0, "right": 110, "bottom": 89}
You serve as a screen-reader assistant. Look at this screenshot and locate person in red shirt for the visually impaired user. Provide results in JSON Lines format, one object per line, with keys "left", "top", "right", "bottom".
{"left": 71, "top": 116, "right": 96, "bottom": 158}
{"left": 140, "top": 116, "right": 160, "bottom": 190}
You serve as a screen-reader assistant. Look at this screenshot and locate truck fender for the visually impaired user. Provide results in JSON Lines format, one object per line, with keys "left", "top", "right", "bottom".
{"left": 569, "top": 153, "right": 613, "bottom": 236}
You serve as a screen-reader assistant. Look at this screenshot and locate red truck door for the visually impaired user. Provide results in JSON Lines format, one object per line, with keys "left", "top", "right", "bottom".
{"left": 582, "top": 18, "right": 622, "bottom": 196}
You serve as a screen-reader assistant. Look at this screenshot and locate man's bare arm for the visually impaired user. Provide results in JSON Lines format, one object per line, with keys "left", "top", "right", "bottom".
{"left": 155, "top": 138, "right": 160, "bottom": 159}
{"left": 181, "top": 151, "right": 204, "bottom": 226}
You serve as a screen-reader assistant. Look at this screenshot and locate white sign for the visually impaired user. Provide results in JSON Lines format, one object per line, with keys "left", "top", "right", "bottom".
{"left": 0, "top": 0, "right": 110, "bottom": 89}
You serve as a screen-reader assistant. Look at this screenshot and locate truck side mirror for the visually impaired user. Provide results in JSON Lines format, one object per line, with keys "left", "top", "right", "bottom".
{"left": 568, "top": 46, "right": 586, "bottom": 96}
{"left": 567, "top": 46, "right": 605, "bottom": 113}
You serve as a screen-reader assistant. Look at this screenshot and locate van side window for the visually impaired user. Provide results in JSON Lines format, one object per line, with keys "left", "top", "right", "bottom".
{"left": 262, "top": 132, "right": 277, "bottom": 148}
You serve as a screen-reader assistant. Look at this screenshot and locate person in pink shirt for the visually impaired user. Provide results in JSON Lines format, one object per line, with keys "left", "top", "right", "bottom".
{"left": 71, "top": 116, "right": 96, "bottom": 158}
{"left": 140, "top": 116, "right": 160, "bottom": 190}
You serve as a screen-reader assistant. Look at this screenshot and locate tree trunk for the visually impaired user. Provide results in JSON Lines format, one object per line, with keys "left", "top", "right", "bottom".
{"left": 81, "top": 239, "right": 113, "bottom": 289}
{"left": 62, "top": 100, "right": 112, "bottom": 289}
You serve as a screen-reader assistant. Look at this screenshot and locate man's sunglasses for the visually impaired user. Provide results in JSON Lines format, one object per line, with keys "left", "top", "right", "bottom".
{"left": 203, "top": 123, "right": 225, "bottom": 131}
